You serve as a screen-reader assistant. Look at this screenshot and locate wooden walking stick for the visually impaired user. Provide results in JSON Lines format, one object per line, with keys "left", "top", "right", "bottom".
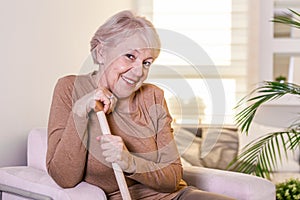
{"left": 95, "top": 101, "right": 132, "bottom": 200}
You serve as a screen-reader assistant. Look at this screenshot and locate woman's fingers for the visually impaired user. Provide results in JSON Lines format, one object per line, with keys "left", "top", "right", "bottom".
{"left": 106, "top": 94, "right": 116, "bottom": 113}
{"left": 98, "top": 135, "right": 124, "bottom": 162}
{"left": 96, "top": 135, "right": 136, "bottom": 173}
{"left": 94, "top": 88, "right": 117, "bottom": 113}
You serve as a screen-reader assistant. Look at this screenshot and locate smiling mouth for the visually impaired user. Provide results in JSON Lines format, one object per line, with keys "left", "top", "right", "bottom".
{"left": 121, "top": 76, "right": 136, "bottom": 85}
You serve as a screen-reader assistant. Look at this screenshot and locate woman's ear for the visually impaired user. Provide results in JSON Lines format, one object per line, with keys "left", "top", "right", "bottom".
{"left": 92, "top": 47, "right": 104, "bottom": 65}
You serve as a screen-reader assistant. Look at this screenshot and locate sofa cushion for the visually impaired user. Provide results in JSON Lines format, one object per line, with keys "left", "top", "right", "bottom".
{"left": 200, "top": 128, "right": 239, "bottom": 170}
{"left": 174, "top": 128, "right": 204, "bottom": 167}
{"left": 0, "top": 166, "right": 106, "bottom": 200}
{"left": 174, "top": 126, "right": 239, "bottom": 169}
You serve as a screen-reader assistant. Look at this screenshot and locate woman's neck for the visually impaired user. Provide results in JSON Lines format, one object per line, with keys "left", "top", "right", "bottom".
{"left": 115, "top": 96, "right": 134, "bottom": 114}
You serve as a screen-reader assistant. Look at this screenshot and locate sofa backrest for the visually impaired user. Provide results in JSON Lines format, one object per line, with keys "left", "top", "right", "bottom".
{"left": 27, "top": 127, "right": 48, "bottom": 171}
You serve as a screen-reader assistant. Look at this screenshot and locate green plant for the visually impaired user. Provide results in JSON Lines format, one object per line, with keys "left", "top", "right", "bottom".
{"left": 228, "top": 81, "right": 300, "bottom": 178}
{"left": 227, "top": 9, "right": 300, "bottom": 179}
{"left": 275, "top": 75, "right": 287, "bottom": 83}
{"left": 276, "top": 178, "right": 300, "bottom": 200}
{"left": 272, "top": 8, "right": 300, "bottom": 29}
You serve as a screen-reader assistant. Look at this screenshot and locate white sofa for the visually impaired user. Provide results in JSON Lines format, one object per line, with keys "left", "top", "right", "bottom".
{"left": 0, "top": 128, "right": 275, "bottom": 200}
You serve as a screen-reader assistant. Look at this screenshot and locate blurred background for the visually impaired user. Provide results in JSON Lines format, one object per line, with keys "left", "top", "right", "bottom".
{"left": 1, "top": 0, "right": 299, "bottom": 168}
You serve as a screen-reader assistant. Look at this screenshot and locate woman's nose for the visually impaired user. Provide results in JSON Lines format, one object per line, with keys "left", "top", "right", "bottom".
{"left": 131, "top": 62, "right": 143, "bottom": 77}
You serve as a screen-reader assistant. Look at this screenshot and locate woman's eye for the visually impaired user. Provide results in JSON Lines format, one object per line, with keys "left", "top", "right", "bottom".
{"left": 125, "top": 54, "right": 136, "bottom": 60}
{"left": 143, "top": 61, "right": 152, "bottom": 68}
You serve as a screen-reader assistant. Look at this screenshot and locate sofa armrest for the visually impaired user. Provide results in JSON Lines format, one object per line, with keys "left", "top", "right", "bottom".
{"left": 0, "top": 183, "right": 52, "bottom": 200}
{"left": 0, "top": 166, "right": 107, "bottom": 200}
{"left": 183, "top": 166, "right": 275, "bottom": 200}
{"left": 27, "top": 128, "right": 48, "bottom": 171}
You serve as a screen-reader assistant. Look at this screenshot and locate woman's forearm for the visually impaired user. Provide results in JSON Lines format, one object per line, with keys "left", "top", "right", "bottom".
{"left": 127, "top": 155, "right": 183, "bottom": 192}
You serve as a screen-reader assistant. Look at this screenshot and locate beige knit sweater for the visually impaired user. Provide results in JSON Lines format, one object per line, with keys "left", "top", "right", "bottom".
{"left": 46, "top": 71, "right": 187, "bottom": 199}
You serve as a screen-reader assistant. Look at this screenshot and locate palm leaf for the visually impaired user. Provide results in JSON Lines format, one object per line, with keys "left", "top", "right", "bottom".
{"left": 228, "top": 131, "right": 298, "bottom": 179}
{"left": 232, "top": 81, "right": 300, "bottom": 178}
{"left": 235, "top": 81, "right": 300, "bottom": 135}
{"left": 272, "top": 8, "right": 300, "bottom": 29}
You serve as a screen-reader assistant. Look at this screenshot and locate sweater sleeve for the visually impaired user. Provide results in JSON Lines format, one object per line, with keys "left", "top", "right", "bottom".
{"left": 46, "top": 76, "right": 89, "bottom": 188}
{"left": 126, "top": 87, "right": 184, "bottom": 193}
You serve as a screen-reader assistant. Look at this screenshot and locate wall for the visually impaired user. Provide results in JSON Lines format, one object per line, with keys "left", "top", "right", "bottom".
{"left": 0, "top": 0, "right": 133, "bottom": 167}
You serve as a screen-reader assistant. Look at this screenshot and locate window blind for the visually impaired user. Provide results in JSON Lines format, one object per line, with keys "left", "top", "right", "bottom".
{"left": 134, "top": 0, "right": 249, "bottom": 125}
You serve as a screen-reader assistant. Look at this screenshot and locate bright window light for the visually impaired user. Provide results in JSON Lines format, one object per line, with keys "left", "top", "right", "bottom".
{"left": 152, "top": 0, "right": 232, "bottom": 66}
{"left": 147, "top": 78, "right": 236, "bottom": 125}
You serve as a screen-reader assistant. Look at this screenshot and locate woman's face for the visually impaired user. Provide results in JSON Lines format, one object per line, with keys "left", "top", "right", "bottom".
{"left": 100, "top": 34, "right": 155, "bottom": 99}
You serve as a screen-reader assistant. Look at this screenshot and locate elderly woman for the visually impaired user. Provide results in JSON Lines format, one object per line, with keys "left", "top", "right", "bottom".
{"left": 46, "top": 10, "right": 235, "bottom": 200}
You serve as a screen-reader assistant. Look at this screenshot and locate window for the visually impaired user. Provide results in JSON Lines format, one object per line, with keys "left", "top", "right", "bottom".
{"left": 135, "top": 0, "right": 249, "bottom": 125}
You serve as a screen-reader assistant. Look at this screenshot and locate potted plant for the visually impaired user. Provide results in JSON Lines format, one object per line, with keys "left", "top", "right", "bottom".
{"left": 276, "top": 178, "right": 300, "bottom": 200}
{"left": 228, "top": 9, "right": 300, "bottom": 179}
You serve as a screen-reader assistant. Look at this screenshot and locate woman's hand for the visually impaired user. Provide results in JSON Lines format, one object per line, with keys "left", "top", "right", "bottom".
{"left": 97, "top": 135, "right": 136, "bottom": 174}
{"left": 73, "top": 87, "right": 117, "bottom": 117}
{"left": 93, "top": 87, "right": 117, "bottom": 113}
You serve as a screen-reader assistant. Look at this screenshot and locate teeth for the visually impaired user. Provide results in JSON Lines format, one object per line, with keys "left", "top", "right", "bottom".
{"left": 122, "top": 76, "right": 135, "bottom": 84}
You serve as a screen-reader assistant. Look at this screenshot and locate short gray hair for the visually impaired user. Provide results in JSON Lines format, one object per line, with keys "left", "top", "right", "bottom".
{"left": 90, "top": 10, "right": 161, "bottom": 64}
